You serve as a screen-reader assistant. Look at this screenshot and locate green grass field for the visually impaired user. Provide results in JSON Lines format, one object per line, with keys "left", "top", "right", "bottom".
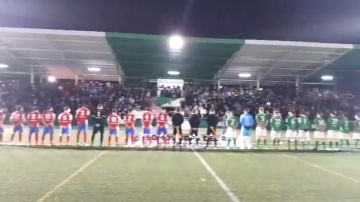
{"left": 1, "top": 126, "right": 360, "bottom": 202}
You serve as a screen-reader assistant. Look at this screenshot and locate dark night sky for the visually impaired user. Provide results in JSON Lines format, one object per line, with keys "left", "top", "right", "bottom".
{"left": 0, "top": 0, "right": 360, "bottom": 43}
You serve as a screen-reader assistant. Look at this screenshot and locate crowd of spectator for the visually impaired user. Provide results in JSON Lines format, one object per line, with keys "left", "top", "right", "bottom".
{"left": 0, "top": 80, "right": 155, "bottom": 115}
{"left": 0, "top": 79, "right": 359, "bottom": 120}
{"left": 158, "top": 85, "right": 182, "bottom": 98}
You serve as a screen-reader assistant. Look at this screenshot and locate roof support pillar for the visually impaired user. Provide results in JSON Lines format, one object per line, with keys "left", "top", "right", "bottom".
{"left": 295, "top": 77, "right": 301, "bottom": 94}
{"left": 75, "top": 74, "right": 79, "bottom": 85}
{"left": 256, "top": 76, "right": 261, "bottom": 90}
{"left": 217, "top": 80, "right": 221, "bottom": 90}
{"left": 30, "top": 67, "right": 35, "bottom": 84}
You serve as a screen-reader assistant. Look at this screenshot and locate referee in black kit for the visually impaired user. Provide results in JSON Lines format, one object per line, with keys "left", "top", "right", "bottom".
{"left": 91, "top": 104, "right": 107, "bottom": 146}
{"left": 172, "top": 108, "right": 184, "bottom": 145}
{"left": 189, "top": 111, "right": 201, "bottom": 146}
{"left": 204, "top": 110, "right": 219, "bottom": 149}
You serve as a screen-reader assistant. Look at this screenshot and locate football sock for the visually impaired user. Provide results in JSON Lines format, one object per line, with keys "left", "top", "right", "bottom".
{"left": 100, "top": 132, "right": 104, "bottom": 146}
{"left": 108, "top": 136, "right": 111, "bottom": 145}
{"left": 346, "top": 139, "right": 350, "bottom": 147}
{"left": 294, "top": 140, "right": 298, "bottom": 149}
{"left": 66, "top": 136, "right": 70, "bottom": 144}
{"left": 91, "top": 132, "right": 96, "bottom": 145}
{"left": 257, "top": 139, "right": 260, "bottom": 146}
{"left": 35, "top": 134, "right": 38, "bottom": 145}
{"left": 315, "top": 141, "right": 319, "bottom": 150}
{"left": 273, "top": 139, "right": 276, "bottom": 147}
{"left": 287, "top": 139, "right": 291, "bottom": 149}
{"left": 335, "top": 141, "right": 339, "bottom": 148}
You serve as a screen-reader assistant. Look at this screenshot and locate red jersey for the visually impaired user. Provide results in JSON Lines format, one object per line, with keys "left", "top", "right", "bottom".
{"left": 0, "top": 112, "right": 5, "bottom": 127}
{"left": 108, "top": 114, "right": 120, "bottom": 130}
{"left": 11, "top": 111, "right": 24, "bottom": 125}
{"left": 76, "top": 107, "right": 90, "bottom": 125}
{"left": 58, "top": 112, "right": 73, "bottom": 127}
{"left": 43, "top": 111, "right": 56, "bottom": 127}
{"left": 28, "top": 111, "right": 42, "bottom": 127}
{"left": 158, "top": 112, "right": 168, "bottom": 128}
{"left": 125, "top": 113, "right": 135, "bottom": 128}
{"left": 143, "top": 111, "right": 152, "bottom": 128}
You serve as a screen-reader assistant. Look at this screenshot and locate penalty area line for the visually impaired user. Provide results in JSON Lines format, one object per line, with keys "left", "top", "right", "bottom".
{"left": 193, "top": 150, "right": 241, "bottom": 202}
{"left": 37, "top": 151, "right": 107, "bottom": 202}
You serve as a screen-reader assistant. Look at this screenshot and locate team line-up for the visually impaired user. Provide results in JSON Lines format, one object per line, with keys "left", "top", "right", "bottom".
{"left": 1, "top": 105, "right": 360, "bottom": 150}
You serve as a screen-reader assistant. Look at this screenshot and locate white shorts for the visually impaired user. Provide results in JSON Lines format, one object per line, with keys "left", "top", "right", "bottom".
{"left": 255, "top": 127, "right": 267, "bottom": 139}
{"left": 340, "top": 132, "right": 351, "bottom": 140}
{"left": 314, "top": 131, "right": 326, "bottom": 139}
{"left": 225, "top": 128, "right": 235, "bottom": 138}
{"left": 327, "top": 130, "right": 339, "bottom": 140}
{"left": 352, "top": 132, "right": 360, "bottom": 139}
{"left": 285, "top": 130, "right": 297, "bottom": 139}
{"left": 270, "top": 130, "right": 282, "bottom": 139}
{"left": 298, "top": 130, "right": 310, "bottom": 141}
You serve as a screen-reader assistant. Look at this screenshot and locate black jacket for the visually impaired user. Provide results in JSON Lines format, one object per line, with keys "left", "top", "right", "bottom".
{"left": 91, "top": 110, "right": 107, "bottom": 127}
{"left": 172, "top": 112, "right": 184, "bottom": 126}
{"left": 206, "top": 114, "right": 218, "bottom": 128}
{"left": 189, "top": 114, "right": 201, "bottom": 128}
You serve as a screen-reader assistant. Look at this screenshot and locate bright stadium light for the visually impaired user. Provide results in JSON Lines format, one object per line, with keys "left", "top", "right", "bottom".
{"left": 238, "top": 73, "right": 252, "bottom": 78}
{"left": 167, "top": 70, "right": 180, "bottom": 76}
{"left": 0, "top": 63, "right": 8, "bottom": 69}
{"left": 88, "top": 67, "right": 101, "bottom": 72}
{"left": 168, "top": 35, "right": 185, "bottom": 51}
{"left": 47, "top": 76, "right": 56, "bottom": 83}
{"left": 321, "top": 75, "right": 334, "bottom": 81}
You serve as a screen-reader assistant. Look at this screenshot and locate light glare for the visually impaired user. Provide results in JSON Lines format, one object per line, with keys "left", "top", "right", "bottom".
{"left": 167, "top": 71, "right": 180, "bottom": 76}
{"left": 0, "top": 63, "right": 8, "bottom": 68}
{"left": 321, "top": 75, "right": 334, "bottom": 81}
{"left": 168, "top": 35, "right": 185, "bottom": 51}
{"left": 88, "top": 67, "right": 101, "bottom": 72}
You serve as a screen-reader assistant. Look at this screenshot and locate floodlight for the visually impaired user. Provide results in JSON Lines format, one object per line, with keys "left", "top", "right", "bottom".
{"left": 88, "top": 67, "right": 101, "bottom": 72}
{"left": 238, "top": 73, "right": 252, "bottom": 78}
{"left": 167, "top": 71, "right": 180, "bottom": 76}
{"left": 47, "top": 76, "right": 56, "bottom": 83}
{"left": 321, "top": 75, "right": 334, "bottom": 81}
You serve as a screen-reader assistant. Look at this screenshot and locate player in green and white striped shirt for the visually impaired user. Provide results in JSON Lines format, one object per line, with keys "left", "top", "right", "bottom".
{"left": 352, "top": 113, "right": 360, "bottom": 148}
{"left": 285, "top": 111, "right": 298, "bottom": 150}
{"left": 339, "top": 112, "right": 351, "bottom": 148}
{"left": 327, "top": 111, "right": 340, "bottom": 149}
{"left": 224, "top": 111, "right": 238, "bottom": 149}
{"left": 255, "top": 107, "right": 268, "bottom": 147}
{"left": 270, "top": 109, "right": 283, "bottom": 148}
{"left": 313, "top": 112, "right": 327, "bottom": 150}
{"left": 298, "top": 111, "right": 311, "bottom": 149}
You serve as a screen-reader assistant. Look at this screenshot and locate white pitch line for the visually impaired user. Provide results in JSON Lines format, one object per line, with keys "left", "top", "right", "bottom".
{"left": 283, "top": 154, "right": 360, "bottom": 184}
{"left": 37, "top": 151, "right": 107, "bottom": 202}
{"left": 193, "top": 151, "right": 241, "bottom": 202}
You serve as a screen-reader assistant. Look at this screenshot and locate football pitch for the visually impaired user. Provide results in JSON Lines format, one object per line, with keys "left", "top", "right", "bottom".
{"left": 1, "top": 146, "right": 360, "bottom": 202}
